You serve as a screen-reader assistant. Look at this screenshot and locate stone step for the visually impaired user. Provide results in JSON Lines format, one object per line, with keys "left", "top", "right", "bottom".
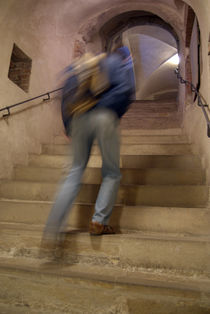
{"left": 29, "top": 153, "right": 202, "bottom": 169}
{"left": 53, "top": 134, "right": 189, "bottom": 145}
{"left": 1, "top": 223, "right": 210, "bottom": 276}
{"left": 0, "top": 257, "right": 210, "bottom": 314}
{"left": 124, "top": 111, "right": 178, "bottom": 117}
{"left": 42, "top": 143, "right": 192, "bottom": 156}
{"left": 121, "top": 135, "right": 189, "bottom": 144}
{"left": 124, "top": 109, "right": 177, "bottom": 116}
{"left": 120, "top": 128, "right": 184, "bottom": 135}
{"left": 0, "top": 200, "right": 210, "bottom": 236}
{"left": 14, "top": 166, "right": 205, "bottom": 185}
{"left": 120, "top": 116, "right": 182, "bottom": 130}
{"left": 129, "top": 100, "right": 178, "bottom": 112}
{"left": 0, "top": 181, "right": 208, "bottom": 207}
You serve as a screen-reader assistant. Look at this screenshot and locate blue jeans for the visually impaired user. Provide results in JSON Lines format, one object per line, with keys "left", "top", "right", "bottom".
{"left": 43, "top": 108, "right": 121, "bottom": 241}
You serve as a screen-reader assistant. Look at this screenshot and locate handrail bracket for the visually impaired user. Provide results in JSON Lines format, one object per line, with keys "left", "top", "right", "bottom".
{"left": 0, "top": 87, "right": 63, "bottom": 118}
{"left": 3, "top": 107, "right": 11, "bottom": 118}
{"left": 43, "top": 93, "right": 50, "bottom": 101}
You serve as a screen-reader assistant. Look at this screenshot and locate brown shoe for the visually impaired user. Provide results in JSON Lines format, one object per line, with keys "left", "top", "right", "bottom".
{"left": 89, "top": 221, "right": 115, "bottom": 235}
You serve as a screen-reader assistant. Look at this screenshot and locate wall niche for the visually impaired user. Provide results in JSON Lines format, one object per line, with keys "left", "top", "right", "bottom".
{"left": 8, "top": 44, "right": 32, "bottom": 93}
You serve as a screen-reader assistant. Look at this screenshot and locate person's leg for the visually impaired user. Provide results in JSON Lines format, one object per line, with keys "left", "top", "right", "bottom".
{"left": 91, "top": 109, "right": 121, "bottom": 231}
{"left": 43, "top": 114, "right": 94, "bottom": 243}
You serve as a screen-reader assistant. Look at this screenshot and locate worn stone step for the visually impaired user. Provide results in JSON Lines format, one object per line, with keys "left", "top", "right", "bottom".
{"left": 0, "top": 181, "right": 208, "bottom": 207}
{"left": 14, "top": 166, "right": 205, "bottom": 185}
{"left": 128, "top": 100, "right": 178, "bottom": 112}
{"left": 42, "top": 143, "right": 192, "bottom": 155}
{"left": 121, "top": 117, "right": 182, "bottom": 130}
{"left": 54, "top": 134, "right": 189, "bottom": 145}
{"left": 55, "top": 129, "right": 184, "bottom": 144}
{"left": 1, "top": 223, "right": 210, "bottom": 276}
{"left": 120, "top": 128, "right": 183, "bottom": 136}
{"left": 123, "top": 109, "right": 178, "bottom": 117}
{"left": 0, "top": 257, "right": 210, "bottom": 314}
{"left": 29, "top": 153, "right": 202, "bottom": 169}
{"left": 124, "top": 184, "right": 208, "bottom": 207}
{"left": 0, "top": 200, "right": 210, "bottom": 236}
{"left": 121, "top": 109, "right": 182, "bottom": 129}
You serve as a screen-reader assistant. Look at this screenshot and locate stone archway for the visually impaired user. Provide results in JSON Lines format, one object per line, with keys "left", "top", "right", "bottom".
{"left": 99, "top": 10, "right": 179, "bottom": 52}
{"left": 72, "top": 1, "right": 201, "bottom": 128}
{"left": 98, "top": 11, "right": 180, "bottom": 102}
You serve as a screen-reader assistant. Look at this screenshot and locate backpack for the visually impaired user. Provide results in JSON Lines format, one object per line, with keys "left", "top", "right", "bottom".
{"left": 61, "top": 53, "right": 109, "bottom": 135}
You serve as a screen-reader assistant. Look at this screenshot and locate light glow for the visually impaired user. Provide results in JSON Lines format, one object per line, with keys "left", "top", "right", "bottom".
{"left": 167, "top": 53, "right": 180, "bottom": 65}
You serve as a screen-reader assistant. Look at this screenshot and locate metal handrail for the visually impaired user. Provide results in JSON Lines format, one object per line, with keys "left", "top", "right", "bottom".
{"left": 0, "top": 87, "right": 63, "bottom": 118}
{"left": 2, "top": 70, "right": 210, "bottom": 138}
{"left": 175, "top": 68, "right": 210, "bottom": 138}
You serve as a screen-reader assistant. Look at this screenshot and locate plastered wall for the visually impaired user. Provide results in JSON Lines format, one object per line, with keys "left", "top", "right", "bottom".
{"left": 0, "top": 0, "right": 73, "bottom": 179}
{"left": 182, "top": 0, "right": 210, "bottom": 183}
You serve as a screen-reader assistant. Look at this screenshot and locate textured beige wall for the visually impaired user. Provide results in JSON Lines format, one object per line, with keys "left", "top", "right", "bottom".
{"left": 182, "top": 0, "right": 210, "bottom": 183}
{"left": 0, "top": 0, "right": 73, "bottom": 179}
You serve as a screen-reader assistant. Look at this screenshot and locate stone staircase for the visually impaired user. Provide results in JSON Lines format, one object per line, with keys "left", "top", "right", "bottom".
{"left": 121, "top": 100, "right": 181, "bottom": 129}
{"left": 0, "top": 128, "right": 210, "bottom": 313}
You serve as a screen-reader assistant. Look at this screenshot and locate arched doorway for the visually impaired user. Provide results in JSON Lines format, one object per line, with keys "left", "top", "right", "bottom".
{"left": 75, "top": 3, "right": 201, "bottom": 129}
{"left": 99, "top": 10, "right": 181, "bottom": 128}
{"left": 122, "top": 25, "right": 179, "bottom": 101}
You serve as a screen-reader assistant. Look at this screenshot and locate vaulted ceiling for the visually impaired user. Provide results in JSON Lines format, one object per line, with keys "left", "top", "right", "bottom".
{"left": 123, "top": 25, "right": 179, "bottom": 100}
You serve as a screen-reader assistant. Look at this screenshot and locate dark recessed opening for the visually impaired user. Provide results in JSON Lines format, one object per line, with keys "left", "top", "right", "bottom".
{"left": 8, "top": 43, "right": 32, "bottom": 92}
